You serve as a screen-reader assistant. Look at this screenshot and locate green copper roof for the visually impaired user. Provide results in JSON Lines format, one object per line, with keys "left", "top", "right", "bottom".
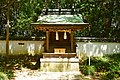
{"left": 37, "top": 14, "right": 84, "bottom": 23}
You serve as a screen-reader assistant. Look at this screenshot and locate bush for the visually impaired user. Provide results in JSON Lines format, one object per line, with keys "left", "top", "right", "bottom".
{"left": 100, "top": 71, "right": 120, "bottom": 80}
{"left": 0, "top": 72, "right": 9, "bottom": 80}
{"left": 80, "top": 65, "right": 96, "bottom": 75}
{"left": 83, "top": 56, "right": 120, "bottom": 72}
{"left": 0, "top": 67, "right": 14, "bottom": 79}
{"left": 83, "top": 57, "right": 110, "bottom": 72}
{"left": 109, "top": 61, "right": 120, "bottom": 72}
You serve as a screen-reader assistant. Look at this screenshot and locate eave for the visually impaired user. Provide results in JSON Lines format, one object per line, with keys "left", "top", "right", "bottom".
{"left": 31, "top": 23, "right": 90, "bottom": 31}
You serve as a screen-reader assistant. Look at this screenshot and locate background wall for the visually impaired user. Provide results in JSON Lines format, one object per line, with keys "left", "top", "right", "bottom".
{"left": 0, "top": 41, "right": 44, "bottom": 56}
{"left": 0, "top": 40, "right": 120, "bottom": 56}
{"left": 76, "top": 42, "right": 120, "bottom": 56}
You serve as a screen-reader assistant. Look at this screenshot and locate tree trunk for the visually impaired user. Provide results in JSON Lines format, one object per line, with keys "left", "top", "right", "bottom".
{"left": 6, "top": 0, "right": 10, "bottom": 65}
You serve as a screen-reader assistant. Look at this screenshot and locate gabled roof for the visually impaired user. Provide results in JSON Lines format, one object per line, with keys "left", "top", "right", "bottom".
{"left": 37, "top": 14, "right": 83, "bottom": 23}
{"left": 31, "top": 9, "right": 89, "bottom": 31}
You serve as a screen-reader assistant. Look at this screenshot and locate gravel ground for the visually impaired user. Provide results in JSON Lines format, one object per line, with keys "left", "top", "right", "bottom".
{"left": 12, "top": 68, "right": 82, "bottom": 80}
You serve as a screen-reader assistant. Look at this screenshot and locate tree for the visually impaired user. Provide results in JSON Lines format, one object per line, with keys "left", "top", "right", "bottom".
{"left": 6, "top": 0, "right": 10, "bottom": 64}
{"left": 78, "top": 0, "right": 120, "bottom": 38}
{"left": 0, "top": 0, "right": 120, "bottom": 38}
{"left": 0, "top": 0, "right": 7, "bottom": 37}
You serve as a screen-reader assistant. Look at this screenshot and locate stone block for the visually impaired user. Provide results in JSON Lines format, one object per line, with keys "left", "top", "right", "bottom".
{"left": 40, "top": 58, "right": 79, "bottom": 72}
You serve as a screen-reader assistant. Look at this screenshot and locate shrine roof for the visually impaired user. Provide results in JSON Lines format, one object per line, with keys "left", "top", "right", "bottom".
{"left": 31, "top": 14, "right": 89, "bottom": 31}
{"left": 37, "top": 14, "right": 84, "bottom": 23}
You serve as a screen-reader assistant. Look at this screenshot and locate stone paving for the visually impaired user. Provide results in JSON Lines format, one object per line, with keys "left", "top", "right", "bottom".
{"left": 13, "top": 68, "right": 82, "bottom": 80}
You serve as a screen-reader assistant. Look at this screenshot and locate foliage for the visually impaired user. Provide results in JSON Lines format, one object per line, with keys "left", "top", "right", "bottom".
{"left": 0, "top": 67, "right": 13, "bottom": 80}
{"left": 76, "top": 0, "right": 120, "bottom": 38}
{"left": 80, "top": 65, "right": 95, "bottom": 75}
{"left": 0, "top": 56, "right": 14, "bottom": 79}
{"left": 0, "top": 53, "right": 120, "bottom": 79}
{"left": 0, "top": 54, "right": 41, "bottom": 69}
{"left": 84, "top": 55, "right": 120, "bottom": 72}
{"left": 79, "top": 53, "right": 120, "bottom": 79}
{"left": 0, "top": 0, "right": 120, "bottom": 38}
{"left": 12, "top": 0, "right": 44, "bottom": 37}
{"left": 0, "top": 72, "right": 9, "bottom": 80}
{"left": 0, "top": 0, "right": 44, "bottom": 37}
{"left": 100, "top": 71, "right": 120, "bottom": 80}
{"left": 0, "top": 54, "right": 42, "bottom": 79}
{"left": 87, "top": 57, "right": 111, "bottom": 72}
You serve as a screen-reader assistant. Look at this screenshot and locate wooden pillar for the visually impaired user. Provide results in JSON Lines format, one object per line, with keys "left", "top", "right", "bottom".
{"left": 71, "top": 31, "right": 74, "bottom": 52}
{"left": 46, "top": 31, "right": 49, "bottom": 52}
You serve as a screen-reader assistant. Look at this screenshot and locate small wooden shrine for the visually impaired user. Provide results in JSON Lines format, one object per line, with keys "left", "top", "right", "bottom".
{"left": 32, "top": 11, "right": 89, "bottom": 72}
{"left": 31, "top": 0, "right": 89, "bottom": 72}
{"left": 32, "top": 9, "right": 89, "bottom": 57}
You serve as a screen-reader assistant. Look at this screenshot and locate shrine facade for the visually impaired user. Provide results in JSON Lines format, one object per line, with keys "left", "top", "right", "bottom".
{"left": 32, "top": 10, "right": 89, "bottom": 54}
{"left": 31, "top": 0, "right": 90, "bottom": 72}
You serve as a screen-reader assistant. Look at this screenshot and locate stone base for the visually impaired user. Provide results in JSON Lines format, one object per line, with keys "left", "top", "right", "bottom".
{"left": 40, "top": 58, "right": 79, "bottom": 72}
{"left": 43, "top": 53, "right": 77, "bottom": 58}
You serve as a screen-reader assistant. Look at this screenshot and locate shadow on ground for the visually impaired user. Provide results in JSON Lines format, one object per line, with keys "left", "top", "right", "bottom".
{"left": 0, "top": 54, "right": 43, "bottom": 70}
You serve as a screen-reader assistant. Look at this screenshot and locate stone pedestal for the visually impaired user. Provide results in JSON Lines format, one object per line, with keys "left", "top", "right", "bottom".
{"left": 40, "top": 58, "right": 79, "bottom": 72}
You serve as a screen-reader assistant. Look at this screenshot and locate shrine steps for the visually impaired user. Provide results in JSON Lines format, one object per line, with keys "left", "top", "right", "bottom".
{"left": 40, "top": 58, "right": 79, "bottom": 72}
{"left": 39, "top": 53, "right": 80, "bottom": 72}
